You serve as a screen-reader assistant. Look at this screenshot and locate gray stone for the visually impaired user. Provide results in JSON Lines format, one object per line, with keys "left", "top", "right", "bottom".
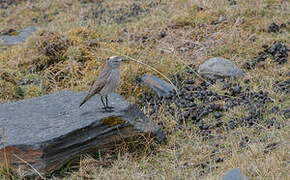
{"left": 222, "top": 168, "right": 250, "bottom": 180}
{"left": 141, "top": 74, "right": 174, "bottom": 97}
{"left": 0, "top": 91, "right": 163, "bottom": 175}
{"left": 0, "top": 26, "right": 37, "bottom": 46}
{"left": 198, "top": 57, "right": 245, "bottom": 79}
{"left": 218, "top": 15, "right": 227, "bottom": 22}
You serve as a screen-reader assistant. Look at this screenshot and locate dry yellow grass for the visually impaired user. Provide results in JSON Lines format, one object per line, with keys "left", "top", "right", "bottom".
{"left": 0, "top": 0, "right": 289, "bottom": 179}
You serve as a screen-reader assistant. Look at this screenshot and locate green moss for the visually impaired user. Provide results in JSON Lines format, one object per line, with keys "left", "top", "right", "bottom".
{"left": 102, "top": 116, "right": 127, "bottom": 127}
{"left": 6, "top": 31, "right": 20, "bottom": 36}
{"left": 174, "top": 15, "right": 194, "bottom": 27}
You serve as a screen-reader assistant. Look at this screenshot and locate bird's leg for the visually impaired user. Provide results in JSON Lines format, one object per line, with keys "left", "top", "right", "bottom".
{"left": 100, "top": 96, "right": 107, "bottom": 110}
{"left": 105, "top": 96, "right": 114, "bottom": 109}
{"left": 101, "top": 96, "right": 112, "bottom": 112}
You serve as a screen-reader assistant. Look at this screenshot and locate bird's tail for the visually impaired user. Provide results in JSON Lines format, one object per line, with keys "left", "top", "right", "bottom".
{"left": 79, "top": 94, "right": 92, "bottom": 107}
{"left": 79, "top": 99, "right": 86, "bottom": 107}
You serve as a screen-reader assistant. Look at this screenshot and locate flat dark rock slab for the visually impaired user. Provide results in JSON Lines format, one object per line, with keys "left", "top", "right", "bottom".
{"left": 0, "top": 91, "right": 163, "bottom": 175}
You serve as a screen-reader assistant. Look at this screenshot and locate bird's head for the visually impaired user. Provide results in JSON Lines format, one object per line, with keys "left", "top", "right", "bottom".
{"left": 107, "top": 56, "right": 122, "bottom": 69}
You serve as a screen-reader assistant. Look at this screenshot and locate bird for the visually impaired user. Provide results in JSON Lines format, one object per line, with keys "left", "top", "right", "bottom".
{"left": 79, "top": 56, "right": 122, "bottom": 112}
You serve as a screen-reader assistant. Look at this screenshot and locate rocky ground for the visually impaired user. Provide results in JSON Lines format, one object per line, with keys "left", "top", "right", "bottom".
{"left": 0, "top": 0, "right": 289, "bottom": 179}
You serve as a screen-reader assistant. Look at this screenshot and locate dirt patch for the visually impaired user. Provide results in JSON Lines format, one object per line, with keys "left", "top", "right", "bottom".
{"left": 157, "top": 25, "right": 225, "bottom": 62}
{"left": 0, "top": 0, "right": 30, "bottom": 9}
{"left": 84, "top": 1, "right": 162, "bottom": 24}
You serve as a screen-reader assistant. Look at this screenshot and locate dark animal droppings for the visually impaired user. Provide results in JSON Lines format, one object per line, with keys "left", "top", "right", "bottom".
{"left": 140, "top": 71, "right": 282, "bottom": 135}
{"left": 243, "top": 42, "right": 289, "bottom": 69}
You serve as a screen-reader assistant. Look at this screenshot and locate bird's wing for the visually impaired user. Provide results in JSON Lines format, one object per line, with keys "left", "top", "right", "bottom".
{"left": 79, "top": 72, "right": 110, "bottom": 107}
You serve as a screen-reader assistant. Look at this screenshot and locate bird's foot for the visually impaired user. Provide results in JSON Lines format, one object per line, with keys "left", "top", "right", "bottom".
{"left": 102, "top": 106, "right": 114, "bottom": 109}
{"left": 101, "top": 107, "right": 113, "bottom": 113}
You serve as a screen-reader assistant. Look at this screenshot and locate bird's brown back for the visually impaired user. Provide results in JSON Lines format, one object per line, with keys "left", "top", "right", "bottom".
{"left": 79, "top": 64, "right": 112, "bottom": 107}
